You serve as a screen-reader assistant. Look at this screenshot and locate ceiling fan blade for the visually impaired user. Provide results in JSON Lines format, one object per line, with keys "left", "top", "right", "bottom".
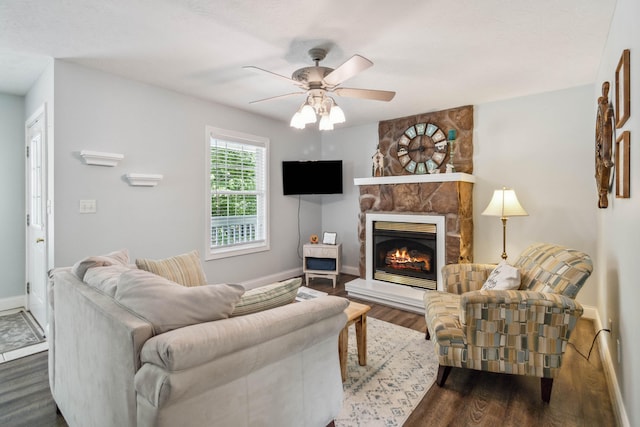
{"left": 334, "top": 87, "right": 396, "bottom": 102}
{"left": 243, "top": 66, "right": 307, "bottom": 88}
{"left": 249, "top": 92, "right": 305, "bottom": 104}
{"left": 323, "top": 54, "right": 373, "bottom": 87}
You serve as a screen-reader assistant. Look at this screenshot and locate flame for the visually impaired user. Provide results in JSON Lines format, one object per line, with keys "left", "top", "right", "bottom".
{"left": 385, "top": 247, "right": 431, "bottom": 271}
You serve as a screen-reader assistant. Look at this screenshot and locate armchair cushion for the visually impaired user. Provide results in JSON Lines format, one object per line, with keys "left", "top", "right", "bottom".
{"left": 513, "top": 243, "right": 592, "bottom": 298}
{"left": 441, "top": 263, "right": 496, "bottom": 294}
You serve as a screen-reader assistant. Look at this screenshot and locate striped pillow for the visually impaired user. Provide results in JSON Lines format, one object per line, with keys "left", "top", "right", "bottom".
{"left": 135, "top": 250, "right": 207, "bottom": 287}
{"left": 231, "top": 277, "right": 302, "bottom": 317}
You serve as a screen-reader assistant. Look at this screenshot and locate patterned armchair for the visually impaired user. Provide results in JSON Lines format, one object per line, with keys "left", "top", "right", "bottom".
{"left": 423, "top": 243, "right": 593, "bottom": 402}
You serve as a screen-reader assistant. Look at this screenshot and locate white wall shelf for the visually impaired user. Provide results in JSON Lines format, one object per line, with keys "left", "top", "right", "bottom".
{"left": 80, "top": 150, "right": 124, "bottom": 167}
{"left": 125, "top": 173, "right": 163, "bottom": 187}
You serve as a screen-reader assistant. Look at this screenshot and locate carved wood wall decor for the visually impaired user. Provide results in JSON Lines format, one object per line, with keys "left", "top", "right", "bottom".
{"left": 595, "top": 82, "right": 614, "bottom": 208}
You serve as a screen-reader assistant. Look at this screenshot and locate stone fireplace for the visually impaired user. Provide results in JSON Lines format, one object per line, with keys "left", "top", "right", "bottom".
{"left": 345, "top": 106, "right": 475, "bottom": 314}
{"left": 346, "top": 175, "right": 473, "bottom": 313}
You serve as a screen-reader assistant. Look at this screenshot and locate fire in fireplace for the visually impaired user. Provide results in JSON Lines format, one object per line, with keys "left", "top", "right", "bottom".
{"left": 372, "top": 221, "right": 437, "bottom": 290}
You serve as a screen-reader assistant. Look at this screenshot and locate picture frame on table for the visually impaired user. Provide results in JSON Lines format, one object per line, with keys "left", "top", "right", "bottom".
{"left": 615, "top": 49, "right": 630, "bottom": 129}
{"left": 615, "top": 131, "right": 630, "bottom": 199}
{"left": 322, "top": 232, "right": 337, "bottom": 245}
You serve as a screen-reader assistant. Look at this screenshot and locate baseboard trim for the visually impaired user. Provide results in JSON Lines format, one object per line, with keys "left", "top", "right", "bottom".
{"left": 341, "top": 265, "right": 359, "bottom": 276}
{"left": 0, "top": 295, "right": 26, "bottom": 313}
{"left": 240, "top": 267, "right": 303, "bottom": 290}
{"left": 585, "top": 307, "right": 630, "bottom": 427}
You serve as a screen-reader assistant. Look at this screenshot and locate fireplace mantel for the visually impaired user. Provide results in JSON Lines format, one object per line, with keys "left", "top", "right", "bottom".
{"left": 354, "top": 172, "right": 475, "bottom": 186}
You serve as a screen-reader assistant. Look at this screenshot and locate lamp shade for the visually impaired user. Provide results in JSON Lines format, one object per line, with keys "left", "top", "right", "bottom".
{"left": 300, "top": 104, "right": 317, "bottom": 124}
{"left": 329, "top": 104, "right": 345, "bottom": 124}
{"left": 482, "top": 187, "right": 528, "bottom": 217}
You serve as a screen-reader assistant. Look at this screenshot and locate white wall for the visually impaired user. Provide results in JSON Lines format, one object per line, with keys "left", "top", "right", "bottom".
{"left": 594, "top": 0, "right": 639, "bottom": 424}
{"left": 52, "top": 60, "right": 322, "bottom": 285}
{"left": 0, "top": 93, "right": 25, "bottom": 302}
{"left": 320, "top": 123, "right": 379, "bottom": 274}
{"left": 474, "top": 85, "right": 598, "bottom": 305}
{"left": 321, "top": 86, "right": 598, "bottom": 307}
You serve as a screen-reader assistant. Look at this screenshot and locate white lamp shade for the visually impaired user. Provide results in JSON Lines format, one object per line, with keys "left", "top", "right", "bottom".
{"left": 300, "top": 104, "right": 317, "bottom": 124}
{"left": 319, "top": 114, "right": 334, "bottom": 130}
{"left": 289, "top": 112, "right": 306, "bottom": 129}
{"left": 329, "top": 105, "right": 345, "bottom": 124}
{"left": 482, "top": 188, "right": 528, "bottom": 217}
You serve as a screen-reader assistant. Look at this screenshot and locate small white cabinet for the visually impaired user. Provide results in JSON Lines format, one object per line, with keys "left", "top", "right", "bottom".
{"left": 303, "top": 243, "right": 342, "bottom": 288}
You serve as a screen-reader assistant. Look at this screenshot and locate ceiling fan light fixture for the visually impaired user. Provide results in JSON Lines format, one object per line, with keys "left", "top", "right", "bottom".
{"left": 329, "top": 103, "right": 345, "bottom": 124}
{"left": 246, "top": 48, "right": 395, "bottom": 131}
{"left": 290, "top": 112, "right": 306, "bottom": 129}
{"left": 319, "top": 114, "right": 334, "bottom": 131}
{"left": 300, "top": 104, "right": 317, "bottom": 124}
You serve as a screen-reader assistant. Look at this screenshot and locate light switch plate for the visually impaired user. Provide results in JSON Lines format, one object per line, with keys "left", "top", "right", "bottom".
{"left": 79, "top": 199, "right": 96, "bottom": 213}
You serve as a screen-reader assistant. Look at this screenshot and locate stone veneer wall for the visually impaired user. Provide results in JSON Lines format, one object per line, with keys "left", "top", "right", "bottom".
{"left": 357, "top": 106, "right": 474, "bottom": 278}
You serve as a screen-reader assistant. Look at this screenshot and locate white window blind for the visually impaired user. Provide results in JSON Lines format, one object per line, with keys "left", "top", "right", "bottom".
{"left": 207, "top": 127, "right": 269, "bottom": 258}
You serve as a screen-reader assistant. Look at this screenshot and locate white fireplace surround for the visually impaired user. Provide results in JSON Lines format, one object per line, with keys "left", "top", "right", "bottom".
{"left": 346, "top": 213, "right": 446, "bottom": 314}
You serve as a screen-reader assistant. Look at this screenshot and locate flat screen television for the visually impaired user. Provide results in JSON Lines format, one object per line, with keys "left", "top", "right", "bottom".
{"left": 282, "top": 160, "right": 343, "bottom": 195}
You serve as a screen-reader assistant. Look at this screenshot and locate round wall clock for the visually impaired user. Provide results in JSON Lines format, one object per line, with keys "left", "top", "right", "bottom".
{"left": 595, "top": 82, "right": 614, "bottom": 208}
{"left": 396, "top": 123, "right": 448, "bottom": 174}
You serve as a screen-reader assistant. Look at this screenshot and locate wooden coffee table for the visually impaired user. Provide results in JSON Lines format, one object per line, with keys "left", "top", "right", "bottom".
{"left": 338, "top": 301, "right": 371, "bottom": 382}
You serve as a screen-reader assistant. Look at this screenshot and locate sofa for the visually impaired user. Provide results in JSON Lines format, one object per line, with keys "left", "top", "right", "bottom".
{"left": 48, "top": 250, "right": 349, "bottom": 427}
{"left": 424, "top": 242, "right": 593, "bottom": 402}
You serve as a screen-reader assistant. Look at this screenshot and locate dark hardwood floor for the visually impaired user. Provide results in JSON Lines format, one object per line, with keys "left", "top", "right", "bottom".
{"left": 0, "top": 274, "right": 617, "bottom": 426}
{"left": 312, "top": 274, "right": 618, "bottom": 427}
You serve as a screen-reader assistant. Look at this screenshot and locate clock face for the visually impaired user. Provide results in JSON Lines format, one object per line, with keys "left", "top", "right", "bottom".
{"left": 396, "top": 123, "right": 448, "bottom": 174}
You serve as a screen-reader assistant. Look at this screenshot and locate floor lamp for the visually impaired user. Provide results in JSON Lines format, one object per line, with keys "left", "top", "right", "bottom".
{"left": 481, "top": 187, "right": 528, "bottom": 260}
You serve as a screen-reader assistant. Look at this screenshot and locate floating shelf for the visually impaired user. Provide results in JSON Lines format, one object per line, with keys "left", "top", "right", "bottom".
{"left": 125, "top": 173, "right": 163, "bottom": 187}
{"left": 80, "top": 150, "right": 124, "bottom": 167}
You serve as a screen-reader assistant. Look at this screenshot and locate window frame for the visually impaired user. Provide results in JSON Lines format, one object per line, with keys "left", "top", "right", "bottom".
{"left": 205, "top": 126, "right": 270, "bottom": 260}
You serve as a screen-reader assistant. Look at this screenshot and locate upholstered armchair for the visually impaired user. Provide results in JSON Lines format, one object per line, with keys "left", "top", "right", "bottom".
{"left": 424, "top": 243, "right": 593, "bottom": 402}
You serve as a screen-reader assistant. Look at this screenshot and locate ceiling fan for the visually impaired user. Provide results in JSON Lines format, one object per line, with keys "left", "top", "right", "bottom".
{"left": 243, "top": 48, "right": 395, "bottom": 130}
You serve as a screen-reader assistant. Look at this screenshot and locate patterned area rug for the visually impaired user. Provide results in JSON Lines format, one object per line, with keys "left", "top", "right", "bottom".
{"left": 336, "top": 317, "right": 438, "bottom": 427}
{"left": 0, "top": 311, "right": 45, "bottom": 353}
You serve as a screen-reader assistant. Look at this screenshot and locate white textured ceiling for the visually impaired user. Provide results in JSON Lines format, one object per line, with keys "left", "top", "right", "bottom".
{"left": 0, "top": 0, "right": 616, "bottom": 127}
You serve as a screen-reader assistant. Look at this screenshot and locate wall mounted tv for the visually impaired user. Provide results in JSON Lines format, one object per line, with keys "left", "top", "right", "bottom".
{"left": 282, "top": 160, "right": 343, "bottom": 195}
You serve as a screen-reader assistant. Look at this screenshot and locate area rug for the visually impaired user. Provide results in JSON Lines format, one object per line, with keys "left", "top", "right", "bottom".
{"left": 0, "top": 311, "right": 45, "bottom": 354}
{"left": 336, "top": 317, "right": 438, "bottom": 427}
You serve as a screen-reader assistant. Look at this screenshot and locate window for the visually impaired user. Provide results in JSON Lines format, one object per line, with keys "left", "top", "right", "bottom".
{"left": 206, "top": 126, "right": 269, "bottom": 259}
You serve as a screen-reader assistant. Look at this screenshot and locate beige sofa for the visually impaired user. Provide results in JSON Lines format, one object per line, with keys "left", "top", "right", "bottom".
{"left": 48, "top": 251, "right": 348, "bottom": 427}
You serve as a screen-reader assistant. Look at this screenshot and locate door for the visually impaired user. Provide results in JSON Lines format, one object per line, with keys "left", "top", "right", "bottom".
{"left": 26, "top": 108, "right": 48, "bottom": 331}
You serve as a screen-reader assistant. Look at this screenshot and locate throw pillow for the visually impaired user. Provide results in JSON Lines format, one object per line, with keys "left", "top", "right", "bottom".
{"left": 114, "top": 269, "right": 245, "bottom": 334}
{"left": 83, "top": 264, "right": 132, "bottom": 297}
{"left": 135, "top": 250, "right": 207, "bottom": 287}
{"left": 72, "top": 249, "right": 130, "bottom": 281}
{"left": 231, "top": 277, "right": 302, "bottom": 317}
{"left": 481, "top": 260, "right": 521, "bottom": 291}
